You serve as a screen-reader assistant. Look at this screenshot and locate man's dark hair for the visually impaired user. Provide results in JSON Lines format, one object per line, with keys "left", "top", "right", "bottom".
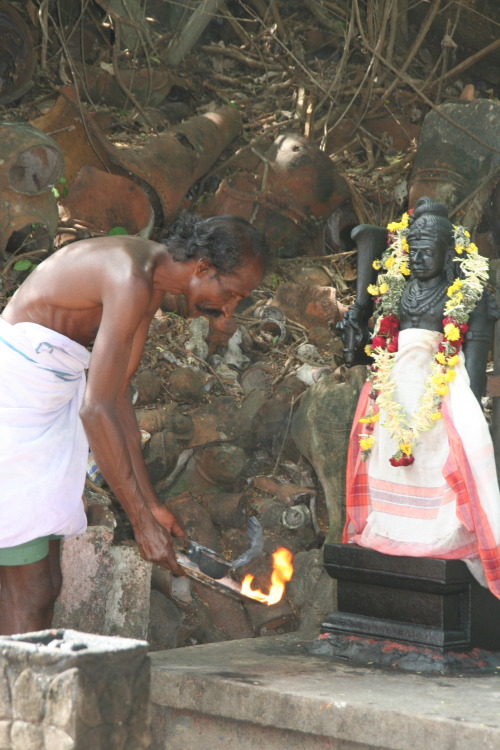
{"left": 161, "top": 212, "right": 268, "bottom": 273}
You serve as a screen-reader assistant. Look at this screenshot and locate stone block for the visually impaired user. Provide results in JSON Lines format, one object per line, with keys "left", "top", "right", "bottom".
{"left": 148, "top": 590, "right": 184, "bottom": 650}
{"left": 11, "top": 720, "right": 44, "bottom": 750}
{"left": 104, "top": 544, "right": 152, "bottom": 640}
{"left": 53, "top": 526, "right": 114, "bottom": 634}
{"left": 43, "top": 725, "right": 75, "bottom": 750}
{"left": 0, "top": 721, "right": 11, "bottom": 750}
{"left": 287, "top": 548, "right": 336, "bottom": 632}
{"left": 45, "top": 668, "right": 81, "bottom": 731}
{"left": 53, "top": 526, "right": 151, "bottom": 640}
{"left": 0, "top": 669, "right": 11, "bottom": 720}
{"left": 12, "top": 668, "right": 45, "bottom": 722}
{"left": 0, "top": 630, "right": 150, "bottom": 750}
{"left": 292, "top": 368, "right": 366, "bottom": 541}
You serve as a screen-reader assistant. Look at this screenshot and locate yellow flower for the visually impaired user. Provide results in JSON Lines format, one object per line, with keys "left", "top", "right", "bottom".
{"left": 464, "top": 230, "right": 470, "bottom": 238}
{"left": 364, "top": 344, "right": 372, "bottom": 356}
{"left": 447, "top": 280, "right": 462, "bottom": 297}
{"left": 372, "top": 259, "right": 381, "bottom": 270}
{"left": 387, "top": 221, "right": 401, "bottom": 232}
{"left": 400, "top": 212, "right": 409, "bottom": 227}
{"left": 402, "top": 239, "right": 409, "bottom": 253}
{"left": 430, "top": 411, "right": 442, "bottom": 421}
{"left": 435, "top": 384, "right": 449, "bottom": 396}
{"left": 399, "top": 443, "right": 412, "bottom": 456}
{"left": 466, "top": 242, "right": 478, "bottom": 254}
{"left": 360, "top": 436, "right": 375, "bottom": 452}
{"left": 447, "top": 354, "right": 459, "bottom": 366}
{"left": 443, "top": 323, "right": 460, "bottom": 341}
{"left": 384, "top": 256, "right": 395, "bottom": 269}
{"left": 436, "top": 352, "right": 446, "bottom": 365}
{"left": 379, "top": 282, "right": 389, "bottom": 294}
{"left": 367, "top": 284, "right": 379, "bottom": 295}
{"left": 400, "top": 263, "right": 410, "bottom": 276}
{"left": 359, "top": 413, "right": 379, "bottom": 424}
{"left": 445, "top": 369, "right": 456, "bottom": 382}
{"left": 455, "top": 245, "right": 464, "bottom": 255}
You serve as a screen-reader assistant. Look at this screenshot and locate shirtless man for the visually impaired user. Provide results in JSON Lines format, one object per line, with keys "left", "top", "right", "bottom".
{"left": 0, "top": 212, "right": 266, "bottom": 635}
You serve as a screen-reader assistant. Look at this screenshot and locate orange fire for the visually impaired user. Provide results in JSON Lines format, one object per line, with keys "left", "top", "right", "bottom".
{"left": 240, "top": 548, "right": 293, "bottom": 605}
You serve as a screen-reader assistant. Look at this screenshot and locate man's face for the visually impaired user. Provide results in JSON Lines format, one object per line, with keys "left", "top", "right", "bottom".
{"left": 407, "top": 221, "right": 448, "bottom": 281}
{"left": 185, "top": 255, "right": 264, "bottom": 320}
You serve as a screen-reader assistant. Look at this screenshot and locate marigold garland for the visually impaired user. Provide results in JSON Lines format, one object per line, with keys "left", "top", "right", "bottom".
{"left": 358, "top": 212, "right": 489, "bottom": 467}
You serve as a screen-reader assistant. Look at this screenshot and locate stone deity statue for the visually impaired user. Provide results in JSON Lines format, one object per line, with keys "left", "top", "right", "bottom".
{"left": 339, "top": 196, "right": 500, "bottom": 599}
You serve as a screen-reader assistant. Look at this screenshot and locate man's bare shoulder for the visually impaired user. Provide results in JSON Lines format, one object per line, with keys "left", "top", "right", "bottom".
{"left": 27, "top": 236, "right": 167, "bottom": 299}
{"left": 1, "top": 236, "right": 170, "bottom": 343}
{"left": 55, "top": 235, "right": 167, "bottom": 270}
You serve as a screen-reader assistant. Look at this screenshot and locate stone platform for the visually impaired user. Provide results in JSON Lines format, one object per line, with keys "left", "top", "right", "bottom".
{"left": 149, "top": 631, "right": 500, "bottom": 750}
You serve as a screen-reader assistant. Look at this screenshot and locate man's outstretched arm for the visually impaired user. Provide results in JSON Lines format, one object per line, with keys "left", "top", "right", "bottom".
{"left": 80, "top": 278, "right": 185, "bottom": 574}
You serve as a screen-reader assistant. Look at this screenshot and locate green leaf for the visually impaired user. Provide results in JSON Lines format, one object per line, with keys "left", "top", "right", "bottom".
{"left": 108, "top": 226, "right": 128, "bottom": 235}
{"left": 14, "top": 260, "right": 35, "bottom": 272}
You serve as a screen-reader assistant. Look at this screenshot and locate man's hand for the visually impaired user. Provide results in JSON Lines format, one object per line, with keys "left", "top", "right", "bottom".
{"left": 135, "top": 504, "right": 186, "bottom": 576}
{"left": 150, "top": 503, "right": 186, "bottom": 540}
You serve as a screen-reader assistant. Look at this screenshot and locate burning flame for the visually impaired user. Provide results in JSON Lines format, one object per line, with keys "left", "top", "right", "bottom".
{"left": 240, "top": 548, "right": 293, "bottom": 605}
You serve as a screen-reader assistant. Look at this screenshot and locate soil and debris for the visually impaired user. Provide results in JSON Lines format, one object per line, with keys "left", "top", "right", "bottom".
{"left": 1, "top": 0, "right": 499, "bottom": 648}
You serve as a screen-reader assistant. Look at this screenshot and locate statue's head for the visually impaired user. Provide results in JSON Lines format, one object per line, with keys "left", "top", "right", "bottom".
{"left": 407, "top": 197, "right": 454, "bottom": 282}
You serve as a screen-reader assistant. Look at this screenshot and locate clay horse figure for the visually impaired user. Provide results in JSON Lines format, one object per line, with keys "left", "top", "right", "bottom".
{"left": 339, "top": 196, "right": 500, "bottom": 599}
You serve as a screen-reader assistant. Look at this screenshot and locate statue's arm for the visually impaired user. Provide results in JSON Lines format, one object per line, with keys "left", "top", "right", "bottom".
{"left": 463, "top": 288, "right": 499, "bottom": 402}
{"left": 338, "top": 224, "right": 388, "bottom": 366}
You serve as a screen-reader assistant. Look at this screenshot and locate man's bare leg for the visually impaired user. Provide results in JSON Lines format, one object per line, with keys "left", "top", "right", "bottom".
{"left": 0, "top": 540, "right": 62, "bottom": 635}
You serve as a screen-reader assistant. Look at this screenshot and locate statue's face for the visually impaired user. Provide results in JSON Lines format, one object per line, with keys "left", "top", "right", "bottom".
{"left": 407, "top": 220, "right": 449, "bottom": 281}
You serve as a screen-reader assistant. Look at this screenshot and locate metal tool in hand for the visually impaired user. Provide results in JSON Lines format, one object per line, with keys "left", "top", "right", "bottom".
{"left": 186, "top": 516, "right": 264, "bottom": 579}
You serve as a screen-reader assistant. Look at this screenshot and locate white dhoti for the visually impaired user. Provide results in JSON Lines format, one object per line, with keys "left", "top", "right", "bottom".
{"left": 344, "top": 328, "right": 500, "bottom": 598}
{"left": 0, "top": 318, "right": 90, "bottom": 546}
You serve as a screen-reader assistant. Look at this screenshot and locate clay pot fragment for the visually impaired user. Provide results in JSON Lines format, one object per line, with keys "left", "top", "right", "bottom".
{"left": 163, "top": 493, "right": 221, "bottom": 552}
{"left": 0, "top": 122, "right": 63, "bottom": 257}
{"left": 132, "top": 370, "right": 163, "bottom": 406}
{"left": 166, "top": 443, "right": 247, "bottom": 496}
{"left": 73, "top": 64, "right": 187, "bottom": 108}
{"left": 197, "top": 493, "right": 246, "bottom": 530}
{"left": 167, "top": 367, "right": 206, "bottom": 402}
{"left": 251, "top": 476, "right": 316, "bottom": 506}
{"left": 58, "top": 166, "right": 155, "bottom": 237}
{"left": 135, "top": 403, "right": 194, "bottom": 440}
{"left": 271, "top": 282, "right": 344, "bottom": 331}
{"left": 198, "top": 132, "right": 350, "bottom": 257}
{"left": 30, "top": 88, "right": 113, "bottom": 186}
{"left": 0, "top": 3, "right": 36, "bottom": 104}
{"left": 143, "top": 430, "right": 180, "bottom": 484}
{"left": 33, "top": 87, "right": 242, "bottom": 227}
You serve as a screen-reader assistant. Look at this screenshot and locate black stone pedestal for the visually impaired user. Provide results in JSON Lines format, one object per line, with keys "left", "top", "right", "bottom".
{"left": 312, "top": 543, "right": 500, "bottom": 672}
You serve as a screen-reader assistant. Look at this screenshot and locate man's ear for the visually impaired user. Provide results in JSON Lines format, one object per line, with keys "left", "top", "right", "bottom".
{"left": 194, "top": 257, "right": 214, "bottom": 276}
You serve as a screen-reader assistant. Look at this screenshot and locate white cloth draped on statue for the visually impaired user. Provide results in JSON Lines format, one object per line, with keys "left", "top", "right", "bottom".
{"left": 0, "top": 318, "right": 89, "bottom": 546}
{"left": 344, "top": 327, "right": 500, "bottom": 598}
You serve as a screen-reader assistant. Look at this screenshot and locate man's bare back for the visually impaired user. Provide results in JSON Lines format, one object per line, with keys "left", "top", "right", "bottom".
{"left": 2, "top": 236, "right": 169, "bottom": 346}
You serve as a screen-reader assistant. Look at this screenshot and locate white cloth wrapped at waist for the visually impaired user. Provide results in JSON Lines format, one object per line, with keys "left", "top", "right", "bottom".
{"left": 0, "top": 318, "right": 90, "bottom": 546}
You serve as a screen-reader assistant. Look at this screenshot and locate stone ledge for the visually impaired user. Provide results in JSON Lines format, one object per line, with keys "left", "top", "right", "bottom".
{"left": 150, "top": 631, "right": 500, "bottom": 750}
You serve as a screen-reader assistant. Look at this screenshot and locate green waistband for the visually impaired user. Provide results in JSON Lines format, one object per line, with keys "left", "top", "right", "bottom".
{"left": 0, "top": 536, "right": 61, "bottom": 566}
